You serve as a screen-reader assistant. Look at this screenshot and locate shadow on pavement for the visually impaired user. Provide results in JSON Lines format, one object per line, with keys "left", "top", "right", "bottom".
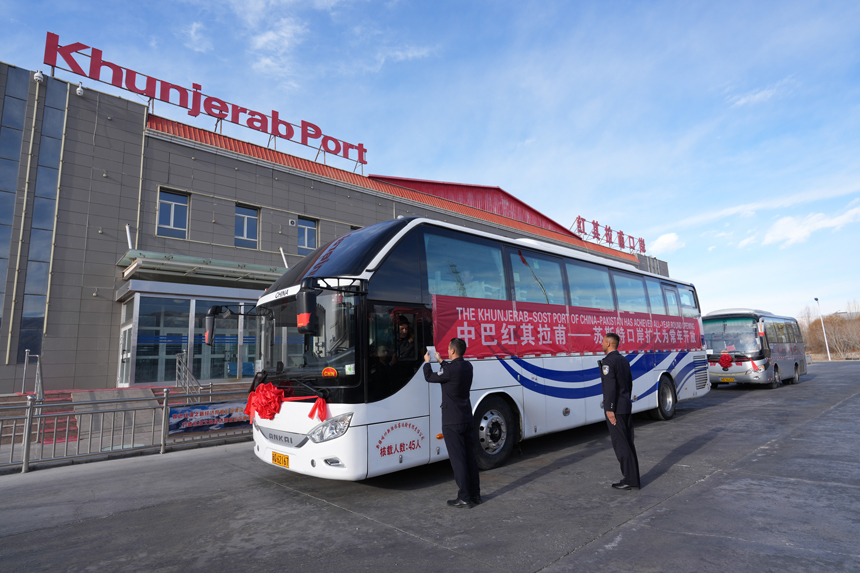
{"left": 640, "top": 427, "right": 724, "bottom": 486}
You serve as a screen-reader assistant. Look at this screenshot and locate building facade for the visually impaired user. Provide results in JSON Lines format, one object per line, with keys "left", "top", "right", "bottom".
{"left": 0, "top": 61, "right": 658, "bottom": 394}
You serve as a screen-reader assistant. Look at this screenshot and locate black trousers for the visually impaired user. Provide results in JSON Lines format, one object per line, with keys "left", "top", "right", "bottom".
{"left": 443, "top": 423, "right": 480, "bottom": 501}
{"left": 606, "top": 412, "right": 640, "bottom": 488}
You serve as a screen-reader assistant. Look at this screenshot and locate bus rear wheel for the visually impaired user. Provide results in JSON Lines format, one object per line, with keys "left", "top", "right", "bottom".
{"left": 649, "top": 376, "right": 676, "bottom": 421}
{"left": 787, "top": 364, "right": 799, "bottom": 385}
{"left": 473, "top": 396, "right": 515, "bottom": 470}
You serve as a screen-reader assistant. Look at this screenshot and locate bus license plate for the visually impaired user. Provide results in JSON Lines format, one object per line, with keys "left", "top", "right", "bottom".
{"left": 272, "top": 452, "right": 289, "bottom": 468}
{"left": 719, "top": 377, "right": 734, "bottom": 382}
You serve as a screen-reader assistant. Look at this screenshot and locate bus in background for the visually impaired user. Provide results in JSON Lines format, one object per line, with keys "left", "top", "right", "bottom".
{"left": 703, "top": 309, "right": 806, "bottom": 389}
{"left": 213, "top": 217, "right": 709, "bottom": 481}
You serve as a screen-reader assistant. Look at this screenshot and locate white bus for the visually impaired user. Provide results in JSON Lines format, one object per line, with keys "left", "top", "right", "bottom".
{"left": 703, "top": 309, "right": 806, "bottom": 389}
{"left": 211, "top": 217, "right": 709, "bottom": 480}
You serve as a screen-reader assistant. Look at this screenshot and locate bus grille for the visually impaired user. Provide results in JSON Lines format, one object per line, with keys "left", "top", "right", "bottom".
{"left": 693, "top": 355, "right": 708, "bottom": 390}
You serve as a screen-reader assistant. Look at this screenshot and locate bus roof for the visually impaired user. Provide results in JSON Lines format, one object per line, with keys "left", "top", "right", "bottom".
{"left": 704, "top": 308, "right": 798, "bottom": 322}
{"left": 259, "top": 217, "right": 694, "bottom": 305}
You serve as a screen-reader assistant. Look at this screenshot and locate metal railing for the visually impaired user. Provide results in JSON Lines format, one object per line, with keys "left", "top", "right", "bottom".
{"left": 0, "top": 388, "right": 252, "bottom": 473}
{"left": 21, "top": 349, "right": 45, "bottom": 401}
{"left": 175, "top": 351, "right": 211, "bottom": 402}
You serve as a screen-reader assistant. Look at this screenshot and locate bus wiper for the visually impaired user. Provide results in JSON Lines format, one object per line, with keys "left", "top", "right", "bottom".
{"left": 287, "top": 376, "right": 329, "bottom": 399}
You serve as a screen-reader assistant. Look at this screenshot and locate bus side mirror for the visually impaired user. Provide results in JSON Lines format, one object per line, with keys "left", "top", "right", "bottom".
{"left": 204, "top": 306, "right": 220, "bottom": 346}
{"left": 297, "top": 291, "right": 318, "bottom": 335}
{"left": 205, "top": 306, "right": 232, "bottom": 346}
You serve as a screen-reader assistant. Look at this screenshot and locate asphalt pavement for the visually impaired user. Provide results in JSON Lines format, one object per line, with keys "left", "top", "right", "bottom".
{"left": 1, "top": 361, "right": 859, "bottom": 572}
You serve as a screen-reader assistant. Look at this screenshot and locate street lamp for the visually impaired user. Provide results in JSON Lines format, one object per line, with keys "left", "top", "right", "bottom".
{"left": 814, "top": 298, "right": 832, "bottom": 361}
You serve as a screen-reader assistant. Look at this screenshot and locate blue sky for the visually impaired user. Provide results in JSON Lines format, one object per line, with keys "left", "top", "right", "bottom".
{"left": 2, "top": 0, "right": 859, "bottom": 319}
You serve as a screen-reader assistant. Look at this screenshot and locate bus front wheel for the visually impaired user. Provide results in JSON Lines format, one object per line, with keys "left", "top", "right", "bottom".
{"left": 650, "top": 376, "right": 676, "bottom": 421}
{"left": 473, "top": 396, "right": 515, "bottom": 470}
{"left": 768, "top": 366, "right": 780, "bottom": 389}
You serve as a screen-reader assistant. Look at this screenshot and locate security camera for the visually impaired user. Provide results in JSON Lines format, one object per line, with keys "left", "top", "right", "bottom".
{"left": 76, "top": 83, "right": 84, "bottom": 97}
{"left": 33, "top": 70, "right": 44, "bottom": 83}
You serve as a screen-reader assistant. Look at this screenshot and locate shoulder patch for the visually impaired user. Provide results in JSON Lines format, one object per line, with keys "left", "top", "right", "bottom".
{"left": 602, "top": 365, "right": 610, "bottom": 375}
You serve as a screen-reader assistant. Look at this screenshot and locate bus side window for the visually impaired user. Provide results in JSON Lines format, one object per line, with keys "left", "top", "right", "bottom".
{"left": 368, "top": 231, "right": 422, "bottom": 303}
{"left": 612, "top": 271, "right": 648, "bottom": 313}
{"left": 678, "top": 286, "right": 699, "bottom": 318}
{"left": 423, "top": 230, "right": 506, "bottom": 301}
{"left": 662, "top": 286, "right": 681, "bottom": 317}
{"left": 784, "top": 320, "right": 796, "bottom": 343}
{"left": 645, "top": 279, "right": 666, "bottom": 315}
{"left": 367, "top": 305, "right": 422, "bottom": 403}
{"left": 776, "top": 321, "right": 787, "bottom": 343}
{"left": 509, "top": 250, "right": 565, "bottom": 305}
{"left": 566, "top": 260, "right": 615, "bottom": 311}
{"left": 764, "top": 320, "right": 778, "bottom": 345}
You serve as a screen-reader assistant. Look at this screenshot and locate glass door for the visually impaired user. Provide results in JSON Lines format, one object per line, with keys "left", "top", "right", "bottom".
{"left": 117, "top": 325, "right": 133, "bottom": 387}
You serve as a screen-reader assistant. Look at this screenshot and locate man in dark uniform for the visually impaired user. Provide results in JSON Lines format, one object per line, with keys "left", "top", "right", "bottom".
{"left": 423, "top": 338, "right": 481, "bottom": 508}
{"left": 600, "top": 332, "right": 640, "bottom": 490}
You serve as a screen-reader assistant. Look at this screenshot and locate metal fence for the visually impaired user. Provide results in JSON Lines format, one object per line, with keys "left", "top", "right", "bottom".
{"left": 0, "top": 388, "right": 252, "bottom": 473}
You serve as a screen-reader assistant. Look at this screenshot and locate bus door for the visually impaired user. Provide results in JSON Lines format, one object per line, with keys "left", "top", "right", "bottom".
{"left": 512, "top": 358, "right": 548, "bottom": 439}
{"left": 366, "top": 306, "right": 431, "bottom": 477}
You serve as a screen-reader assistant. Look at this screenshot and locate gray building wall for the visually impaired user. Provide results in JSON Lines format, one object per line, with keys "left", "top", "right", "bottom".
{"left": 0, "top": 61, "right": 666, "bottom": 394}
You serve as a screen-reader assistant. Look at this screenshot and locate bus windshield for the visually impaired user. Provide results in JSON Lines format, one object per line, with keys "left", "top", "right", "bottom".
{"left": 703, "top": 317, "right": 761, "bottom": 355}
{"left": 256, "top": 291, "right": 360, "bottom": 396}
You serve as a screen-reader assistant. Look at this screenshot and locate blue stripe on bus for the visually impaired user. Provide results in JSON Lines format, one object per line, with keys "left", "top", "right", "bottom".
{"left": 500, "top": 351, "right": 692, "bottom": 400}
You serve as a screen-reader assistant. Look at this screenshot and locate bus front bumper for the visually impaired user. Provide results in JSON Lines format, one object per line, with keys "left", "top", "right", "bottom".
{"left": 709, "top": 370, "right": 774, "bottom": 385}
{"left": 252, "top": 421, "right": 368, "bottom": 481}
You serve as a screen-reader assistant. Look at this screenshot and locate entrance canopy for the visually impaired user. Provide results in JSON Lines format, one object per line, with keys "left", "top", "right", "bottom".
{"left": 118, "top": 250, "right": 285, "bottom": 287}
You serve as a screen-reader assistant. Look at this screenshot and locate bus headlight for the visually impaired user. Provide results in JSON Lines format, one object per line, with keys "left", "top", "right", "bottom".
{"left": 308, "top": 413, "right": 353, "bottom": 443}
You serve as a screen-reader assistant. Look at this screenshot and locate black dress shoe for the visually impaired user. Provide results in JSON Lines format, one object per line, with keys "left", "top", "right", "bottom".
{"left": 470, "top": 495, "right": 483, "bottom": 505}
{"left": 447, "top": 498, "right": 474, "bottom": 508}
{"left": 611, "top": 482, "right": 632, "bottom": 490}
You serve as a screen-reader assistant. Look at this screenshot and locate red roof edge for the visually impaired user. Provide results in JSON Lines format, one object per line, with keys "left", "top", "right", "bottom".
{"left": 145, "top": 115, "right": 638, "bottom": 264}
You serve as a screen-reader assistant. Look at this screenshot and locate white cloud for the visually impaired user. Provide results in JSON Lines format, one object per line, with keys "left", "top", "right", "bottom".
{"left": 358, "top": 43, "right": 433, "bottom": 73}
{"left": 708, "top": 245, "right": 716, "bottom": 252}
{"left": 649, "top": 233, "right": 685, "bottom": 255}
{"left": 183, "top": 22, "right": 213, "bottom": 53}
{"left": 250, "top": 18, "right": 306, "bottom": 53}
{"left": 738, "top": 235, "right": 757, "bottom": 248}
{"left": 658, "top": 185, "right": 860, "bottom": 232}
{"left": 247, "top": 17, "right": 307, "bottom": 80}
{"left": 729, "top": 77, "right": 794, "bottom": 107}
{"left": 762, "top": 206, "right": 860, "bottom": 247}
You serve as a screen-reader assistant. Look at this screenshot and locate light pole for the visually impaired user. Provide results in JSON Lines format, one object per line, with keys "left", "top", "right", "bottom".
{"left": 814, "top": 297, "right": 831, "bottom": 361}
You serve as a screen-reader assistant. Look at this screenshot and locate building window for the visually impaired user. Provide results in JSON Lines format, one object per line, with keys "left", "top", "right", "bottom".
{"left": 157, "top": 190, "right": 188, "bottom": 239}
{"left": 298, "top": 217, "right": 316, "bottom": 256}
{"left": 234, "top": 205, "right": 258, "bottom": 249}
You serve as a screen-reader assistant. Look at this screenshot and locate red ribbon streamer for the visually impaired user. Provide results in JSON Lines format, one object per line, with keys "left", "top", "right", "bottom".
{"left": 244, "top": 383, "right": 328, "bottom": 424}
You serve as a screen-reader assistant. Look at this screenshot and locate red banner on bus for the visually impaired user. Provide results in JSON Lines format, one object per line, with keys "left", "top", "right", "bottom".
{"left": 432, "top": 295, "right": 701, "bottom": 358}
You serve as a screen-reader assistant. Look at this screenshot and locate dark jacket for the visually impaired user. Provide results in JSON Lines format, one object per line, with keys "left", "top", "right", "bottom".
{"left": 599, "top": 350, "right": 633, "bottom": 414}
{"left": 423, "top": 357, "right": 474, "bottom": 426}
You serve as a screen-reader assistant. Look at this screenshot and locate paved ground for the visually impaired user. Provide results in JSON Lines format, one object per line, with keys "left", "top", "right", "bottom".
{"left": 1, "top": 362, "right": 859, "bottom": 572}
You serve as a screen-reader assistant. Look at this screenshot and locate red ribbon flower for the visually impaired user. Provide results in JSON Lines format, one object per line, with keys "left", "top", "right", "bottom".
{"left": 245, "top": 383, "right": 285, "bottom": 422}
{"left": 718, "top": 353, "right": 733, "bottom": 369}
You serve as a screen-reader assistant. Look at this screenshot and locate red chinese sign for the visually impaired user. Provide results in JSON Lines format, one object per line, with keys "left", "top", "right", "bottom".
{"left": 574, "top": 216, "right": 646, "bottom": 254}
{"left": 433, "top": 295, "right": 700, "bottom": 357}
{"left": 375, "top": 421, "right": 426, "bottom": 457}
